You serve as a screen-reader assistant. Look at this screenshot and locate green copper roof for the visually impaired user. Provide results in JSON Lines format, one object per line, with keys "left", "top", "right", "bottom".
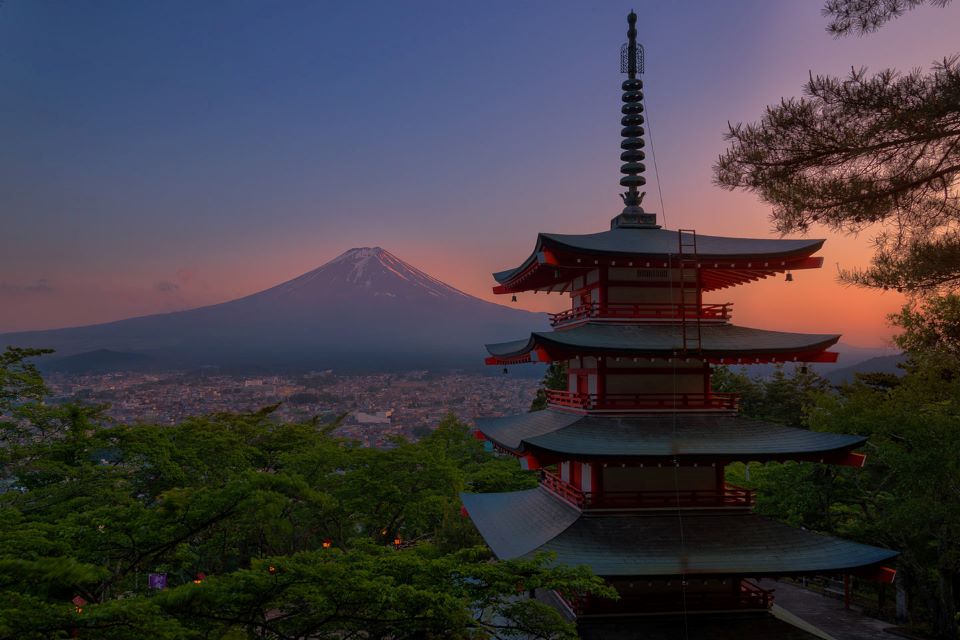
{"left": 460, "top": 487, "right": 581, "bottom": 559}
{"left": 475, "top": 411, "right": 866, "bottom": 461}
{"left": 493, "top": 229, "right": 825, "bottom": 284}
{"left": 461, "top": 488, "right": 897, "bottom": 577}
{"left": 485, "top": 323, "right": 840, "bottom": 359}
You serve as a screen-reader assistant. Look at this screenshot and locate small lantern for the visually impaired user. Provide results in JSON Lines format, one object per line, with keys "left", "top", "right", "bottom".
{"left": 322, "top": 539, "right": 332, "bottom": 549}
{"left": 393, "top": 537, "right": 402, "bottom": 548}
{"left": 267, "top": 565, "right": 277, "bottom": 575}
{"left": 72, "top": 596, "right": 87, "bottom": 615}
{"left": 193, "top": 572, "right": 206, "bottom": 585}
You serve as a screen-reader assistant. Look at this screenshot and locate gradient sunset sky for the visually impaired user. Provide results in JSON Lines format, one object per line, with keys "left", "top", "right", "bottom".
{"left": 2, "top": 1, "right": 958, "bottom": 344}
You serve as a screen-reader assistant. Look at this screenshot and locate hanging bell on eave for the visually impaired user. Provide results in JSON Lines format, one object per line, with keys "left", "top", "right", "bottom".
{"left": 511, "top": 295, "right": 518, "bottom": 302}
{"left": 785, "top": 271, "right": 794, "bottom": 282}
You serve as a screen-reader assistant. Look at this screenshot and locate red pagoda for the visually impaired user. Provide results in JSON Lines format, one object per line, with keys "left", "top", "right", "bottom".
{"left": 461, "top": 12, "right": 897, "bottom": 637}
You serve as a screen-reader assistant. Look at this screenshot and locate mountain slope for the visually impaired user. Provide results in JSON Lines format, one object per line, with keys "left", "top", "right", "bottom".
{"left": 2, "top": 248, "right": 547, "bottom": 371}
{"left": 40, "top": 349, "right": 156, "bottom": 374}
{"left": 825, "top": 353, "right": 907, "bottom": 385}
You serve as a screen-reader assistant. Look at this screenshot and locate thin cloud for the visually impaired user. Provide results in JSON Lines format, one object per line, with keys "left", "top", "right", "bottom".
{"left": 0, "top": 279, "right": 55, "bottom": 295}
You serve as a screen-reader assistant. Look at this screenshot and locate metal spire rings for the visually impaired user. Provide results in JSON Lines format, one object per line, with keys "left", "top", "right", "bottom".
{"left": 620, "top": 11, "right": 646, "bottom": 210}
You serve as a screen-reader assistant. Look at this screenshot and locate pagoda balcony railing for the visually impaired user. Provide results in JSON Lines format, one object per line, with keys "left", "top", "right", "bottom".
{"left": 549, "top": 302, "right": 732, "bottom": 326}
{"left": 564, "top": 580, "right": 774, "bottom": 616}
{"left": 583, "top": 485, "right": 755, "bottom": 510}
{"left": 540, "top": 468, "right": 588, "bottom": 507}
{"left": 545, "top": 390, "right": 740, "bottom": 413}
{"left": 539, "top": 469, "right": 754, "bottom": 510}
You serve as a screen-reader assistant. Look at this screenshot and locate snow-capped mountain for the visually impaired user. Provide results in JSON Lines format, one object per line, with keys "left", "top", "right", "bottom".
{"left": 3, "top": 248, "right": 546, "bottom": 371}
{"left": 255, "top": 247, "right": 475, "bottom": 303}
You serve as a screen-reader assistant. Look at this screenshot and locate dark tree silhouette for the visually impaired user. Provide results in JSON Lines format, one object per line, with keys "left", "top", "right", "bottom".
{"left": 824, "top": 0, "right": 953, "bottom": 35}
{"left": 715, "top": 1, "right": 960, "bottom": 294}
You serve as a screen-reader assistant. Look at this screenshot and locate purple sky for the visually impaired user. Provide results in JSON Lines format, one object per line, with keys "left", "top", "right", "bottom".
{"left": 2, "top": 1, "right": 958, "bottom": 344}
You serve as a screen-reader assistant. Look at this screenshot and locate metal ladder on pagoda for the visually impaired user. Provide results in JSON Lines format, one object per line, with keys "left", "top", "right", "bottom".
{"left": 677, "top": 229, "right": 702, "bottom": 355}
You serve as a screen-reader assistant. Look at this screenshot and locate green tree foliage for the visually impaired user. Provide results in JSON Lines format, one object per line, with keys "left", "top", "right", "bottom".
{"left": 715, "top": 2, "right": 960, "bottom": 293}
{"left": 891, "top": 293, "right": 960, "bottom": 357}
{"left": 0, "top": 349, "right": 609, "bottom": 639}
{"left": 718, "top": 323, "right": 960, "bottom": 637}
{"left": 529, "top": 363, "right": 568, "bottom": 412}
{"left": 711, "top": 364, "right": 831, "bottom": 429}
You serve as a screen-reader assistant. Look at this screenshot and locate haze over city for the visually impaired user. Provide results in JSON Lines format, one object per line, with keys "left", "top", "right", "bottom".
{"left": 3, "top": 0, "right": 959, "bottom": 340}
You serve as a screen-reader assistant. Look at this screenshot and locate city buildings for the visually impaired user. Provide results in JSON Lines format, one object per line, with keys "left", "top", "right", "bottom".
{"left": 46, "top": 370, "right": 538, "bottom": 446}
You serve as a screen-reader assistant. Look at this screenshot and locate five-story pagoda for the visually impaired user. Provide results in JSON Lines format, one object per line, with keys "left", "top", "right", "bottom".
{"left": 461, "top": 12, "right": 897, "bottom": 636}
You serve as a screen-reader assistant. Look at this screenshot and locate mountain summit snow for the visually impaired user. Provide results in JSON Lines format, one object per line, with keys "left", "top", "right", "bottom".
{"left": 2, "top": 248, "right": 546, "bottom": 372}
{"left": 258, "top": 247, "right": 472, "bottom": 303}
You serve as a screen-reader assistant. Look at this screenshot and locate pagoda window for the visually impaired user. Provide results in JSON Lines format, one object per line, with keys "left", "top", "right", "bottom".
{"left": 606, "top": 285, "right": 697, "bottom": 306}
{"left": 602, "top": 466, "right": 718, "bottom": 494}
{"left": 605, "top": 372, "right": 703, "bottom": 394}
{"left": 560, "top": 461, "right": 571, "bottom": 483}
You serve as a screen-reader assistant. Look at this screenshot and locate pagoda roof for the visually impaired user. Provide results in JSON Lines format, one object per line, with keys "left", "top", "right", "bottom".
{"left": 461, "top": 488, "right": 897, "bottom": 578}
{"left": 475, "top": 410, "right": 866, "bottom": 463}
{"left": 493, "top": 228, "right": 825, "bottom": 294}
{"left": 485, "top": 323, "right": 840, "bottom": 363}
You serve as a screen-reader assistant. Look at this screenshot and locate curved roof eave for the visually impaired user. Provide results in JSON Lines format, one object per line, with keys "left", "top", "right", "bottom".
{"left": 462, "top": 489, "right": 898, "bottom": 577}
{"left": 485, "top": 324, "right": 841, "bottom": 360}
{"left": 492, "top": 234, "right": 548, "bottom": 285}
{"left": 475, "top": 411, "right": 866, "bottom": 460}
{"left": 541, "top": 229, "right": 825, "bottom": 260}
{"left": 460, "top": 488, "right": 580, "bottom": 558}
{"left": 492, "top": 229, "right": 826, "bottom": 286}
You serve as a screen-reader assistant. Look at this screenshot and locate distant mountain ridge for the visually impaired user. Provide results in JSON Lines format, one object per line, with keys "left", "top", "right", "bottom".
{"left": 824, "top": 353, "right": 907, "bottom": 385}
{"left": 3, "top": 248, "right": 547, "bottom": 372}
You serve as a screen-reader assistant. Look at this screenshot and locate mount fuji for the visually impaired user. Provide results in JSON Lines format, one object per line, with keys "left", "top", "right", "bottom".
{"left": 2, "top": 248, "right": 547, "bottom": 372}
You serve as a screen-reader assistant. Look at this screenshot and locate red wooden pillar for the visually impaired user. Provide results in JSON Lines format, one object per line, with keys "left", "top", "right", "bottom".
{"left": 597, "top": 356, "right": 607, "bottom": 408}
{"left": 598, "top": 266, "right": 608, "bottom": 315}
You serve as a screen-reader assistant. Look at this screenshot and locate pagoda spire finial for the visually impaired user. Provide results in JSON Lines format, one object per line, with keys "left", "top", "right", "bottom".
{"left": 613, "top": 11, "right": 658, "bottom": 229}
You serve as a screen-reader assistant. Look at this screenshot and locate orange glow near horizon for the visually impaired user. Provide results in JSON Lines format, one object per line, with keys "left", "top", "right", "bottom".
{"left": 0, "top": 220, "right": 905, "bottom": 349}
